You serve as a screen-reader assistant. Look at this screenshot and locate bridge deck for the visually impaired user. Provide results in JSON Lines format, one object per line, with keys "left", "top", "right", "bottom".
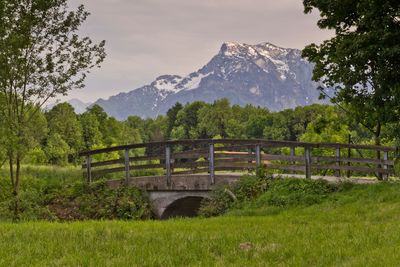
{"left": 106, "top": 173, "right": 379, "bottom": 192}
{"left": 107, "top": 174, "right": 243, "bottom": 191}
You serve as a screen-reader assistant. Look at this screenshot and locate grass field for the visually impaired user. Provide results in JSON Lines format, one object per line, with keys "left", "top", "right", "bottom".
{"left": 1, "top": 182, "right": 400, "bottom": 266}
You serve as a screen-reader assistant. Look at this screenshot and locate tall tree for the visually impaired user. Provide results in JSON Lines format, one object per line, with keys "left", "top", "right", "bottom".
{"left": 197, "top": 99, "right": 233, "bottom": 138}
{"left": 302, "top": 0, "right": 400, "bottom": 147}
{"left": 0, "top": 0, "right": 106, "bottom": 219}
{"left": 166, "top": 102, "right": 183, "bottom": 139}
{"left": 46, "top": 102, "right": 83, "bottom": 161}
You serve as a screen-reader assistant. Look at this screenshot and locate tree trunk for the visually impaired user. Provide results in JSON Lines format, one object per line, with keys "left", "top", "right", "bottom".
{"left": 9, "top": 153, "right": 21, "bottom": 221}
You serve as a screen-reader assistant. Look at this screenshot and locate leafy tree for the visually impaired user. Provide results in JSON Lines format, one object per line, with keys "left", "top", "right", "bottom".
{"left": 86, "top": 105, "right": 109, "bottom": 130}
{"left": 46, "top": 103, "right": 83, "bottom": 161}
{"left": 126, "top": 115, "right": 146, "bottom": 141}
{"left": 302, "top": 0, "right": 400, "bottom": 146}
{"left": 300, "top": 106, "right": 350, "bottom": 144}
{"left": 0, "top": 0, "right": 105, "bottom": 218}
{"left": 245, "top": 111, "right": 270, "bottom": 138}
{"left": 45, "top": 133, "right": 71, "bottom": 166}
{"left": 80, "top": 112, "right": 103, "bottom": 150}
{"left": 175, "top": 101, "right": 208, "bottom": 139}
{"left": 143, "top": 116, "right": 167, "bottom": 142}
{"left": 197, "top": 99, "right": 233, "bottom": 138}
{"left": 166, "top": 102, "right": 183, "bottom": 139}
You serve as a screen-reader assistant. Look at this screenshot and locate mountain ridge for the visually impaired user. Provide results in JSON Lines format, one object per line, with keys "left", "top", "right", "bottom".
{"left": 94, "top": 41, "right": 328, "bottom": 120}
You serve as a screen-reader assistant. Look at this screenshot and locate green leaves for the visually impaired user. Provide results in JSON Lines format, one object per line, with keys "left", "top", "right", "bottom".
{"left": 302, "top": 0, "right": 400, "bottom": 143}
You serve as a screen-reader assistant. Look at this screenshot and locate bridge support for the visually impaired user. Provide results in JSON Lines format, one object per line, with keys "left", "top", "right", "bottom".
{"left": 148, "top": 190, "right": 210, "bottom": 219}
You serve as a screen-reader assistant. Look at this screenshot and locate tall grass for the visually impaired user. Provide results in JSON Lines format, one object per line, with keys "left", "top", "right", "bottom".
{"left": 1, "top": 183, "right": 400, "bottom": 266}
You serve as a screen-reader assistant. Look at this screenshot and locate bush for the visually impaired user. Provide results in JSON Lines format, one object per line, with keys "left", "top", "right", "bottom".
{"left": 198, "top": 187, "right": 234, "bottom": 217}
{"left": 232, "top": 174, "right": 269, "bottom": 202}
{"left": 0, "top": 166, "right": 153, "bottom": 221}
{"left": 199, "top": 172, "right": 272, "bottom": 217}
{"left": 0, "top": 177, "right": 53, "bottom": 221}
{"left": 199, "top": 171, "right": 343, "bottom": 218}
{"left": 256, "top": 178, "right": 338, "bottom": 208}
{"left": 47, "top": 181, "right": 153, "bottom": 221}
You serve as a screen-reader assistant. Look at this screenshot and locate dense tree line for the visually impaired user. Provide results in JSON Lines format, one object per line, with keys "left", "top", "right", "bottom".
{"left": 1, "top": 98, "right": 397, "bottom": 167}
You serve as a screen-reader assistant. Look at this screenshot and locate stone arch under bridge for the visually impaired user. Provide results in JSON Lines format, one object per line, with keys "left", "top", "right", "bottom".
{"left": 148, "top": 191, "right": 210, "bottom": 219}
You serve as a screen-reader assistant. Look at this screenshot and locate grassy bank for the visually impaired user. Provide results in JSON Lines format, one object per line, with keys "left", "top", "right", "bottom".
{"left": 1, "top": 182, "right": 400, "bottom": 266}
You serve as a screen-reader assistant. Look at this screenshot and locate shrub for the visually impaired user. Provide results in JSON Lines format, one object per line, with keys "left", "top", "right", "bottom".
{"left": 0, "top": 166, "right": 153, "bottom": 221}
{"left": 199, "top": 172, "right": 271, "bottom": 217}
{"left": 232, "top": 174, "right": 269, "bottom": 202}
{"left": 198, "top": 186, "right": 233, "bottom": 217}
{"left": 256, "top": 178, "right": 338, "bottom": 208}
{"left": 48, "top": 180, "right": 153, "bottom": 221}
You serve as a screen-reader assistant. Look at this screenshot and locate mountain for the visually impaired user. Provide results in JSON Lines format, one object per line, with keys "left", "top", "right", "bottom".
{"left": 94, "top": 42, "right": 329, "bottom": 120}
{"left": 46, "top": 99, "right": 92, "bottom": 114}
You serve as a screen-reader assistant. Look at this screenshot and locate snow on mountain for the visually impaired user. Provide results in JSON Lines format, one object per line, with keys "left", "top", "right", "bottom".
{"left": 94, "top": 42, "right": 330, "bottom": 119}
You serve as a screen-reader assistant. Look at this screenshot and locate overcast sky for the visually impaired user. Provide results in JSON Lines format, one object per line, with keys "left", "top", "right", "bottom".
{"left": 63, "top": 0, "right": 333, "bottom": 103}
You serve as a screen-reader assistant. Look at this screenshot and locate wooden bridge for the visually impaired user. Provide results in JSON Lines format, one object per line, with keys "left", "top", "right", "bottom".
{"left": 79, "top": 139, "right": 396, "bottom": 185}
{"left": 79, "top": 139, "right": 396, "bottom": 218}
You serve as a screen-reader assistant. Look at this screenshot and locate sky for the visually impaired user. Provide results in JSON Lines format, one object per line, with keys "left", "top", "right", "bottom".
{"left": 62, "top": 0, "right": 333, "bottom": 104}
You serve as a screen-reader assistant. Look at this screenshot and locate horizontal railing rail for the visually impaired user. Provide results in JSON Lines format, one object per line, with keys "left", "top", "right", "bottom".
{"left": 79, "top": 139, "right": 397, "bottom": 184}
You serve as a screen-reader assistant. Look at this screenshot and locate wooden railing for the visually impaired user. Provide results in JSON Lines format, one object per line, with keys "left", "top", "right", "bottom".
{"left": 79, "top": 139, "right": 397, "bottom": 184}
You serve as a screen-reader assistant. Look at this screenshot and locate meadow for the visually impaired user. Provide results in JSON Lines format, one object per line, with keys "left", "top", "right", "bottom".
{"left": 1, "top": 181, "right": 400, "bottom": 266}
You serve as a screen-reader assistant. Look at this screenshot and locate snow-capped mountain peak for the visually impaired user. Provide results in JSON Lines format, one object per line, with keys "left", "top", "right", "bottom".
{"left": 94, "top": 42, "right": 329, "bottom": 119}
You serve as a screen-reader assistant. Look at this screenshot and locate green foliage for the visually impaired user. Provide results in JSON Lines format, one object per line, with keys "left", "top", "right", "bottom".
{"left": 80, "top": 111, "right": 103, "bottom": 150}
{"left": 0, "top": 165, "right": 152, "bottom": 221}
{"left": 199, "top": 173, "right": 271, "bottom": 217}
{"left": 232, "top": 174, "right": 269, "bottom": 202}
{"left": 49, "top": 181, "right": 153, "bottom": 221}
{"left": 0, "top": 176, "right": 52, "bottom": 221}
{"left": 46, "top": 103, "right": 83, "bottom": 160}
{"left": 45, "top": 134, "right": 72, "bottom": 166}
{"left": 200, "top": 171, "right": 344, "bottom": 217}
{"left": 302, "top": 0, "right": 400, "bottom": 144}
{"left": 24, "top": 148, "right": 47, "bottom": 165}
{"left": 198, "top": 187, "right": 234, "bottom": 217}
{"left": 256, "top": 178, "right": 338, "bottom": 208}
{"left": 300, "top": 106, "right": 350, "bottom": 143}
{"left": 197, "top": 99, "right": 233, "bottom": 138}
{"left": 395, "top": 158, "right": 400, "bottom": 177}
{"left": 166, "top": 102, "right": 183, "bottom": 139}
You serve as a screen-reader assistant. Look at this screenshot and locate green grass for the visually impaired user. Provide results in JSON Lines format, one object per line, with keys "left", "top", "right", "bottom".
{"left": 0, "top": 164, "right": 82, "bottom": 184}
{"left": 1, "top": 183, "right": 400, "bottom": 266}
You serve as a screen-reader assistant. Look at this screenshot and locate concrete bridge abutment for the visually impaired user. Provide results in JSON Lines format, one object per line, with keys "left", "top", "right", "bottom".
{"left": 148, "top": 190, "right": 210, "bottom": 219}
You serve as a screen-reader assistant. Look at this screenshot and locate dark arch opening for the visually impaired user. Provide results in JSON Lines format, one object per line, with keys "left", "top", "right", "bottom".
{"left": 161, "top": 196, "right": 205, "bottom": 220}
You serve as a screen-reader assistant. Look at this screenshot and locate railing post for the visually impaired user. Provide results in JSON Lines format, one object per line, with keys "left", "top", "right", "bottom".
{"left": 335, "top": 147, "right": 341, "bottom": 177}
{"left": 255, "top": 144, "right": 261, "bottom": 168}
{"left": 209, "top": 142, "right": 215, "bottom": 185}
{"left": 290, "top": 146, "right": 295, "bottom": 174}
{"left": 124, "top": 148, "right": 130, "bottom": 184}
{"left": 165, "top": 145, "right": 171, "bottom": 187}
{"left": 86, "top": 155, "right": 92, "bottom": 183}
{"left": 304, "top": 146, "right": 311, "bottom": 179}
{"left": 383, "top": 150, "right": 389, "bottom": 180}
